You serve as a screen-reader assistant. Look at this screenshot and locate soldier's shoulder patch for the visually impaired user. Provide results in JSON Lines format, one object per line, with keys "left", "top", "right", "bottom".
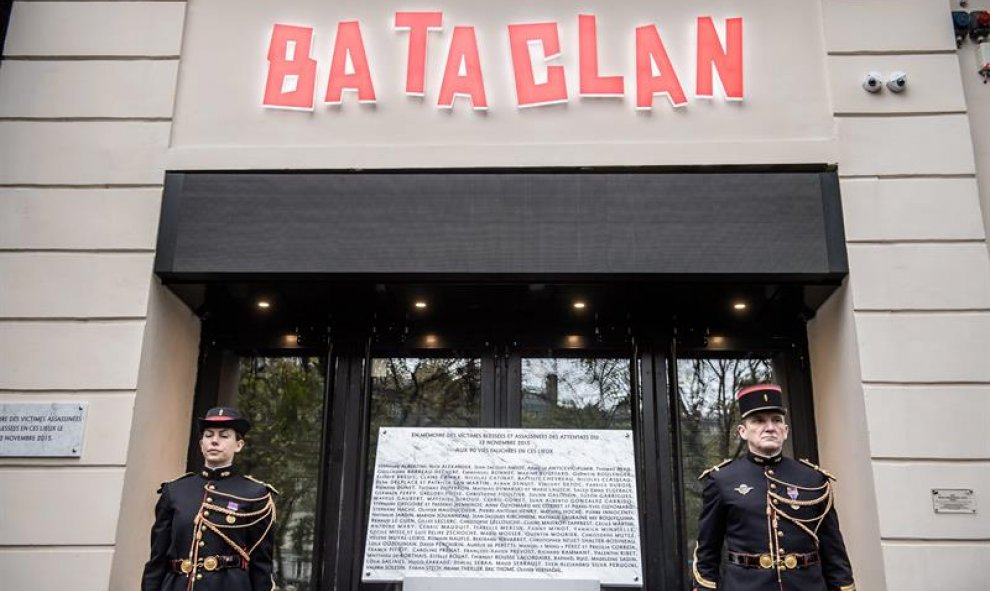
{"left": 157, "top": 472, "right": 194, "bottom": 494}
{"left": 245, "top": 474, "right": 281, "bottom": 495}
{"left": 799, "top": 458, "right": 837, "bottom": 481}
{"left": 698, "top": 459, "right": 732, "bottom": 480}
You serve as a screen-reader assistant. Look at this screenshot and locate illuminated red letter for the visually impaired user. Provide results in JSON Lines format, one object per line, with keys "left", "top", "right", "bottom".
{"left": 697, "top": 17, "right": 743, "bottom": 100}
{"left": 635, "top": 25, "right": 686, "bottom": 110}
{"left": 263, "top": 24, "right": 317, "bottom": 110}
{"left": 438, "top": 26, "right": 487, "bottom": 110}
{"left": 395, "top": 11, "right": 443, "bottom": 96}
{"left": 507, "top": 22, "right": 567, "bottom": 108}
{"left": 325, "top": 21, "right": 376, "bottom": 104}
{"left": 578, "top": 14, "right": 623, "bottom": 97}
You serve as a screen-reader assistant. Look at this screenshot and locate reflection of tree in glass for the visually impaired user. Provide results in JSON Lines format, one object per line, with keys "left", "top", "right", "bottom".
{"left": 363, "top": 356, "right": 482, "bottom": 560}
{"left": 522, "top": 358, "right": 631, "bottom": 429}
{"left": 367, "top": 357, "right": 482, "bottom": 498}
{"left": 677, "top": 358, "right": 774, "bottom": 566}
{"left": 371, "top": 358, "right": 481, "bottom": 429}
{"left": 236, "top": 357, "right": 326, "bottom": 591}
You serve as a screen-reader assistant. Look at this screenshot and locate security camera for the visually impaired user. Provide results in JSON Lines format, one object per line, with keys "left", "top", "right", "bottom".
{"left": 862, "top": 71, "right": 883, "bottom": 93}
{"left": 886, "top": 71, "right": 907, "bottom": 93}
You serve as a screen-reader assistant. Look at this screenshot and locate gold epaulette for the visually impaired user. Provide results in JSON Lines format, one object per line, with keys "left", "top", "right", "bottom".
{"left": 698, "top": 459, "right": 732, "bottom": 480}
{"left": 245, "top": 474, "right": 281, "bottom": 495}
{"left": 157, "top": 472, "right": 194, "bottom": 493}
{"left": 800, "top": 458, "right": 837, "bottom": 481}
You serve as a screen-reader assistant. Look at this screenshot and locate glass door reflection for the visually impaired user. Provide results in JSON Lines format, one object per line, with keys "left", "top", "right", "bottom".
{"left": 367, "top": 356, "right": 482, "bottom": 476}
{"left": 675, "top": 356, "right": 783, "bottom": 580}
{"left": 234, "top": 356, "right": 326, "bottom": 591}
{"left": 520, "top": 357, "right": 632, "bottom": 430}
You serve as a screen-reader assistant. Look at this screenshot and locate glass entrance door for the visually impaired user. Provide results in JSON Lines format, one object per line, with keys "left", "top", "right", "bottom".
{"left": 191, "top": 282, "right": 821, "bottom": 591}
{"left": 195, "top": 338, "right": 815, "bottom": 591}
{"left": 354, "top": 336, "right": 655, "bottom": 591}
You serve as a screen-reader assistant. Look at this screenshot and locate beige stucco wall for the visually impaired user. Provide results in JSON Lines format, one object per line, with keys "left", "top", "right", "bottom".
{"left": 0, "top": 2, "right": 198, "bottom": 590}
{"left": 956, "top": 0, "right": 990, "bottom": 256}
{"left": 807, "top": 283, "right": 887, "bottom": 591}
{"left": 809, "top": 2, "right": 990, "bottom": 591}
{"left": 108, "top": 282, "right": 201, "bottom": 591}
{"left": 2, "top": 1, "right": 989, "bottom": 590}
{"left": 949, "top": 0, "right": 990, "bottom": 256}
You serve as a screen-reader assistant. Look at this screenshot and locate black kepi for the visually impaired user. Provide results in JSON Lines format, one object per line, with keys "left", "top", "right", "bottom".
{"left": 736, "top": 383, "right": 786, "bottom": 418}
{"left": 198, "top": 406, "right": 251, "bottom": 435}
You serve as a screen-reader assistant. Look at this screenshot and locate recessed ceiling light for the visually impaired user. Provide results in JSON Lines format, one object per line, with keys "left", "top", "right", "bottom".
{"left": 257, "top": 300, "right": 271, "bottom": 309}
{"left": 733, "top": 302, "right": 747, "bottom": 311}
{"left": 573, "top": 301, "right": 587, "bottom": 310}
{"left": 414, "top": 301, "right": 428, "bottom": 309}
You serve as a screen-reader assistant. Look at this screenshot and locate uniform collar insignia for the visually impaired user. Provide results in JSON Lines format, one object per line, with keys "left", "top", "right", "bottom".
{"left": 201, "top": 465, "right": 236, "bottom": 480}
{"left": 747, "top": 451, "right": 783, "bottom": 466}
{"left": 734, "top": 484, "right": 753, "bottom": 495}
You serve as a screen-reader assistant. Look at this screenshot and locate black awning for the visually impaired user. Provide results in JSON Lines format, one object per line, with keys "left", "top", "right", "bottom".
{"left": 155, "top": 170, "right": 847, "bottom": 284}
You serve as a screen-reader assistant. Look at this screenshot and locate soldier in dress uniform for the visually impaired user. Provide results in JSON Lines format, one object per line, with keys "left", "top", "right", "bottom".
{"left": 692, "top": 384, "right": 856, "bottom": 591}
{"left": 142, "top": 407, "right": 279, "bottom": 591}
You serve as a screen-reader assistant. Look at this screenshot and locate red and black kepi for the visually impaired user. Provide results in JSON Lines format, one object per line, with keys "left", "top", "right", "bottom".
{"left": 198, "top": 406, "right": 251, "bottom": 435}
{"left": 736, "top": 384, "right": 786, "bottom": 419}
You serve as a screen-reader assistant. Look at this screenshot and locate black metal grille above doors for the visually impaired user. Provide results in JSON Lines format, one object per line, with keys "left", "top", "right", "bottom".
{"left": 155, "top": 170, "right": 848, "bottom": 284}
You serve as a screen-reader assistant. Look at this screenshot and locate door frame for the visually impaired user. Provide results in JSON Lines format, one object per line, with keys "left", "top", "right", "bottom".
{"left": 190, "top": 305, "right": 818, "bottom": 591}
{"left": 315, "top": 334, "right": 683, "bottom": 591}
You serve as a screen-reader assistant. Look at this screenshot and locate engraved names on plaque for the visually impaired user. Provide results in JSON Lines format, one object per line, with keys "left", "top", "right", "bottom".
{"left": 0, "top": 402, "right": 88, "bottom": 457}
{"left": 363, "top": 428, "right": 643, "bottom": 586}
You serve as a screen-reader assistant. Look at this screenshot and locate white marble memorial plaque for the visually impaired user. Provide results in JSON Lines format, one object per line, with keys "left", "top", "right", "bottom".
{"left": 932, "top": 489, "right": 977, "bottom": 514}
{"left": 362, "top": 428, "right": 643, "bottom": 586}
{"left": 0, "top": 402, "right": 87, "bottom": 457}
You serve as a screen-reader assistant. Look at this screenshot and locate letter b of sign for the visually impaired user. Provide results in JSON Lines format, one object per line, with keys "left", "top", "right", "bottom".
{"left": 263, "top": 24, "right": 319, "bottom": 110}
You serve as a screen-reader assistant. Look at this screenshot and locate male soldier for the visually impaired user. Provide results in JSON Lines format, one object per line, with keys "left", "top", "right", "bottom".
{"left": 692, "top": 384, "right": 856, "bottom": 591}
{"left": 142, "top": 407, "right": 279, "bottom": 591}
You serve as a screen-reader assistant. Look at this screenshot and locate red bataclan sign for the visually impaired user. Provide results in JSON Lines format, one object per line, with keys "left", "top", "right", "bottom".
{"left": 262, "top": 13, "right": 743, "bottom": 111}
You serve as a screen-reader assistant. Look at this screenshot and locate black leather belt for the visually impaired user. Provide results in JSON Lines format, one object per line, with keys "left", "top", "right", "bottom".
{"left": 728, "top": 551, "right": 819, "bottom": 570}
{"left": 170, "top": 555, "right": 245, "bottom": 574}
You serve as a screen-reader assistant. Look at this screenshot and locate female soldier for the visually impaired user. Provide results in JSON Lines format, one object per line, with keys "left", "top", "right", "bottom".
{"left": 142, "top": 407, "right": 278, "bottom": 591}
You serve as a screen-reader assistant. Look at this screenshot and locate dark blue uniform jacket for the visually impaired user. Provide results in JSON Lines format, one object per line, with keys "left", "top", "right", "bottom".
{"left": 693, "top": 453, "right": 856, "bottom": 591}
{"left": 141, "top": 466, "right": 277, "bottom": 591}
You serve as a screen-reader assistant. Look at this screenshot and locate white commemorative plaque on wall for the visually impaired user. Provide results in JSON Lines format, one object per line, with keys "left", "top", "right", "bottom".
{"left": 0, "top": 402, "right": 88, "bottom": 457}
{"left": 362, "top": 428, "right": 643, "bottom": 586}
{"left": 932, "top": 489, "right": 977, "bottom": 514}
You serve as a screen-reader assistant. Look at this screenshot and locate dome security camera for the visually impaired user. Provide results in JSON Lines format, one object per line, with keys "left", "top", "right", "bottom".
{"left": 886, "top": 71, "right": 908, "bottom": 93}
{"left": 862, "top": 71, "right": 883, "bottom": 93}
